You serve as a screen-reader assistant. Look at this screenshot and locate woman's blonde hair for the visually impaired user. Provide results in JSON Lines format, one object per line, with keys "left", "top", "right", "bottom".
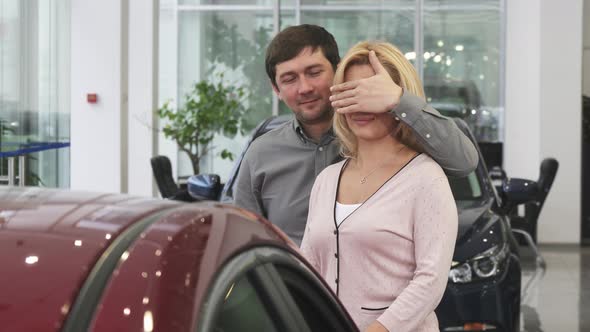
{"left": 333, "top": 41, "right": 425, "bottom": 159}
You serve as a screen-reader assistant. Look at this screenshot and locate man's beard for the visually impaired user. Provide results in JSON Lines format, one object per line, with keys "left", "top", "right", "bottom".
{"left": 295, "top": 103, "right": 334, "bottom": 126}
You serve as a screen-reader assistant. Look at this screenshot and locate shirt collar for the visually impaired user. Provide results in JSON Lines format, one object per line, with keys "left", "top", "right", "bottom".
{"left": 292, "top": 117, "right": 336, "bottom": 144}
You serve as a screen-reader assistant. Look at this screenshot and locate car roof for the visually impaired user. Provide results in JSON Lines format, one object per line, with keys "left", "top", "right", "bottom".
{"left": 0, "top": 187, "right": 295, "bottom": 331}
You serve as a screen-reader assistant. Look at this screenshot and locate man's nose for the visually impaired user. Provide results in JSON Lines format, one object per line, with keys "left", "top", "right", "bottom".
{"left": 298, "top": 76, "right": 313, "bottom": 94}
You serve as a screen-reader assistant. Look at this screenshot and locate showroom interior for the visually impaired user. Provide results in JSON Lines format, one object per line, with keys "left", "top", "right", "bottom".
{"left": 1, "top": 0, "right": 590, "bottom": 331}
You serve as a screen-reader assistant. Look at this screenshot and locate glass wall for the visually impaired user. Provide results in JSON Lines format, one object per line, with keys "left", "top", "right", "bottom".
{"left": 0, "top": 0, "right": 70, "bottom": 187}
{"left": 160, "top": 0, "right": 278, "bottom": 178}
{"left": 160, "top": 0, "right": 504, "bottom": 180}
{"left": 423, "top": 0, "right": 503, "bottom": 142}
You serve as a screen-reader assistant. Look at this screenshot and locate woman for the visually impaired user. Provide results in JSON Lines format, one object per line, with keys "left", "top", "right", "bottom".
{"left": 300, "top": 41, "right": 458, "bottom": 332}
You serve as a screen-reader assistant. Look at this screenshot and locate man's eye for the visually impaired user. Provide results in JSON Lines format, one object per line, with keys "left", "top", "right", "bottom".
{"left": 282, "top": 77, "right": 295, "bottom": 84}
{"left": 309, "top": 70, "right": 322, "bottom": 76}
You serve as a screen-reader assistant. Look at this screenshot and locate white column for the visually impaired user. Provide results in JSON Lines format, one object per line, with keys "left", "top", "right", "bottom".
{"left": 584, "top": 0, "right": 590, "bottom": 96}
{"left": 127, "top": 0, "right": 159, "bottom": 196}
{"left": 158, "top": 1, "right": 179, "bottom": 190}
{"left": 70, "top": 0, "right": 124, "bottom": 192}
{"left": 505, "top": 0, "right": 583, "bottom": 244}
{"left": 537, "top": 0, "right": 582, "bottom": 244}
{"left": 504, "top": 0, "right": 541, "bottom": 180}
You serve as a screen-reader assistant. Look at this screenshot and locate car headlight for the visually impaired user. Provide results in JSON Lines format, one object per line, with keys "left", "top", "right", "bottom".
{"left": 448, "top": 244, "right": 510, "bottom": 284}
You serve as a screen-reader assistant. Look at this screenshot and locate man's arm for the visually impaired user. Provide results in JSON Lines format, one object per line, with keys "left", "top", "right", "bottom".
{"left": 391, "top": 92, "right": 478, "bottom": 177}
{"left": 233, "top": 152, "right": 266, "bottom": 217}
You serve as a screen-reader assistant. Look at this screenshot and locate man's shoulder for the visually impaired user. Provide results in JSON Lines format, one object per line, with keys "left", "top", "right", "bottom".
{"left": 244, "top": 120, "right": 294, "bottom": 158}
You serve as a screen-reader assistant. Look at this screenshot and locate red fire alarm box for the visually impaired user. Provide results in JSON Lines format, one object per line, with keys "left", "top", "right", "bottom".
{"left": 87, "top": 93, "right": 98, "bottom": 104}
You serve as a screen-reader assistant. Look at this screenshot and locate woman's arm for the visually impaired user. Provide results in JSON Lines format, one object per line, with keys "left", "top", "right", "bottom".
{"left": 300, "top": 174, "right": 323, "bottom": 271}
{"left": 377, "top": 176, "right": 458, "bottom": 332}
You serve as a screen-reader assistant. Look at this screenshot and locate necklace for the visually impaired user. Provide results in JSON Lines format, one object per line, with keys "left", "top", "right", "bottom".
{"left": 358, "top": 145, "right": 405, "bottom": 184}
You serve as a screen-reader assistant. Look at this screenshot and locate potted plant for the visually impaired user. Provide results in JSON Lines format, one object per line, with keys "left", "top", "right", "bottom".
{"left": 157, "top": 76, "right": 248, "bottom": 175}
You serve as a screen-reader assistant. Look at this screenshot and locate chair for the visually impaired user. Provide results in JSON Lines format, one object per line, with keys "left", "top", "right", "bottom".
{"left": 150, "top": 155, "right": 181, "bottom": 199}
{"left": 511, "top": 157, "right": 559, "bottom": 268}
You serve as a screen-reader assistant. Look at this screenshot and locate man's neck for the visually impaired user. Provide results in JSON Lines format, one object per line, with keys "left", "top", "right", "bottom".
{"left": 299, "top": 120, "right": 333, "bottom": 143}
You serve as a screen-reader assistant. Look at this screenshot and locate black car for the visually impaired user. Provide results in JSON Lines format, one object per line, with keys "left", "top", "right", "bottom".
{"left": 435, "top": 119, "right": 524, "bottom": 332}
{"left": 187, "top": 116, "right": 536, "bottom": 332}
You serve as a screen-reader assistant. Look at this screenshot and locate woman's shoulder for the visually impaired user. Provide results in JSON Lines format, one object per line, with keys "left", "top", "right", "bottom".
{"left": 406, "top": 153, "right": 447, "bottom": 182}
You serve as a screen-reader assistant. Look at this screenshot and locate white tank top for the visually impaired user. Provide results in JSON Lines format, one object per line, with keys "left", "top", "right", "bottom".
{"left": 335, "top": 201, "right": 362, "bottom": 226}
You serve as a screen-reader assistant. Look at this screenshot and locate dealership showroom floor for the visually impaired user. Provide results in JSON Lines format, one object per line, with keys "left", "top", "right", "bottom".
{"left": 521, "top": 245, "right": 590, "bottom": 331}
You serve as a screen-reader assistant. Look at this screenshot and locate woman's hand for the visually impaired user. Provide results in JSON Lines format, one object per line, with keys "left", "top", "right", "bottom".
{"left": 364, "top": 320, "right": 389, "bottom": 332}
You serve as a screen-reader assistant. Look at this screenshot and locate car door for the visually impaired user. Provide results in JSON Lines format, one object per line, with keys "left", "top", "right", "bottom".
{"left": 197, "top": 246, "right": 358, "bottom": 332}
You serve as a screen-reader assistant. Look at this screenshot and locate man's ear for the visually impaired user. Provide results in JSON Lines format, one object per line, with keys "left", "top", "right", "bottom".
{"left": 270, "top": 80, "right": 282, "bottom": 100}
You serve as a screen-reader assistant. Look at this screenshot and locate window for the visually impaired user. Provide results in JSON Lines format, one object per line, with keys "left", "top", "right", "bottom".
{"left": 448, "top": 172, "right": 483, "bottom": 201}
{"left": 0, "top": 0, "right": 70, "bottom": 187}
{"left": 213, "top": 275, "right": 279, "bottom": 332}
{"left": 274, "top": 264, "right": 357, "bottom": 332}
{"left": 160, "top": 1, "right": 276, "bottom": 179}
{"left": 423, "top": 0, "right": 503, "bottom": 142}
{"left": 200, "top": 247, "right": 356, "bottom": 332}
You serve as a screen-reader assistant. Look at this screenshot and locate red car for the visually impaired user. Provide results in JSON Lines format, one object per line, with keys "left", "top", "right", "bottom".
{"left": 0, "top": 187, "right": 358, "bottom": 332}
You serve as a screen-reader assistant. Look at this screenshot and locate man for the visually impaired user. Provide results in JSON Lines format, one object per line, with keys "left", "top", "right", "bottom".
{"left": 234, "top": 24, "right": 477, "bottom": 245}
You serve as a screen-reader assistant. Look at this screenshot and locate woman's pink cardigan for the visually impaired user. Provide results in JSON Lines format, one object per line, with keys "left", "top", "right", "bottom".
{"left": 301, "top": 154, "right": 458, "bottom": 332}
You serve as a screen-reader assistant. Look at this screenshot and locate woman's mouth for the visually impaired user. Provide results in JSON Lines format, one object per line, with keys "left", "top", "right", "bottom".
{"left": 350, "top": 113, "right": 376, "bottom": 126}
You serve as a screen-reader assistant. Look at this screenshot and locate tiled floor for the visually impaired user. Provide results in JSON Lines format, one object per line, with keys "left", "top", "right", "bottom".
{"left": 520, "top": 245, "right": 590, "bottom": 332}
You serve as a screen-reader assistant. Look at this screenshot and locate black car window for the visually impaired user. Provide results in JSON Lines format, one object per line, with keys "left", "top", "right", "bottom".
{"left": 212, "top": 274, "right": 278, "bottom": 332}
{"left": 197, "top": 247, "right": 313, "bottom": 332}
{"left": 273, "top": 264, "right": 359, "bottom": 332}
{"left": 448, "top": 172, "right": 483, "bottom": 200}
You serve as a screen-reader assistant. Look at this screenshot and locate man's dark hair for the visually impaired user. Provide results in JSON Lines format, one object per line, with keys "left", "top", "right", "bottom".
{"left": 265, "top": 24, "right": 340, "bottom": 89}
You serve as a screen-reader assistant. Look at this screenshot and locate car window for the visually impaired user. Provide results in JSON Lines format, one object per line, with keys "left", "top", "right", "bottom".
{"left": 213, "top": 274, "right": 278, "bottom": 332}
{"left": 274, "top": 264, "right": 358, "bottom": 332}
{"left": 448, "top": 172, "right": 483, "bottom": 200}
{"left": 198, "top": 248, "right": 313, "bottom": 332}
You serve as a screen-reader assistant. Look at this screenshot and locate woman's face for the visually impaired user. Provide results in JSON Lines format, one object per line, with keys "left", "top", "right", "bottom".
{"left": 343, "top": 63, "right": 397, "bottom": 142}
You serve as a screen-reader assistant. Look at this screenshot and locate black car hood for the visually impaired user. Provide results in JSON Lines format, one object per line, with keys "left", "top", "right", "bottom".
{"left": 453, "top": 199, "right": 506, "bottom": 263}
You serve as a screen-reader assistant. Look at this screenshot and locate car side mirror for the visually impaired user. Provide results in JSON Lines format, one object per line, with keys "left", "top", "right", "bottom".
{"left": 502, "top": 177, "right": 538, "bottom": 210}
{"left": 187, "top": 174, "right": 222, "bottom": 201}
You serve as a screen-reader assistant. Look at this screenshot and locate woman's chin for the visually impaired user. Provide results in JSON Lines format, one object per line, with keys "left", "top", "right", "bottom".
{"left": 352, "top": 132, "right": 383, "bottom": 142}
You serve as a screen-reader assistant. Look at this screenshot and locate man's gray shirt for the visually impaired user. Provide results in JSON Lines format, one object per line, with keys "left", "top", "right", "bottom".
{"left": 234, "top": 92, "right": 478, "bottom": 245}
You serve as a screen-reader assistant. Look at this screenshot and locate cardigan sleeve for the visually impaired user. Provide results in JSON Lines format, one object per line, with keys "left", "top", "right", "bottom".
{"left": 300, "top": 173, "right": 323, "bottom": 272}
{"left": 377, "top": 176, "right": 458, "bottom": 332}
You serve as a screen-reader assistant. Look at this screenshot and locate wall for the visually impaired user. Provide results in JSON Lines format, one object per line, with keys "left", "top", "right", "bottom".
{"left": 505, "top": 0, "right": 583, "bottom": 243}
{"left": 128, "top": 0, "right": 159, "bottom": 196}
{"left": 584, "top": 0, "right": 590, "bottom": 96}
{"left": 70, "top": 0, "right": 124, "bottom": 192}
{"left": 71, "top": 0, "right": 167, "bottom": 196}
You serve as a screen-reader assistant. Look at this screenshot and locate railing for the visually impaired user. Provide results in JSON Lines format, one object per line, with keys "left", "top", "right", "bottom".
{"left": 0, "top": 142, "right": 70, "bottom": 186}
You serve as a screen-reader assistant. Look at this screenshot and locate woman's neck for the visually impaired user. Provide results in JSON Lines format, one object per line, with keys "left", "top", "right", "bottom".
{"left": 355, "top": 136, "right": 406, "bottom": 169}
